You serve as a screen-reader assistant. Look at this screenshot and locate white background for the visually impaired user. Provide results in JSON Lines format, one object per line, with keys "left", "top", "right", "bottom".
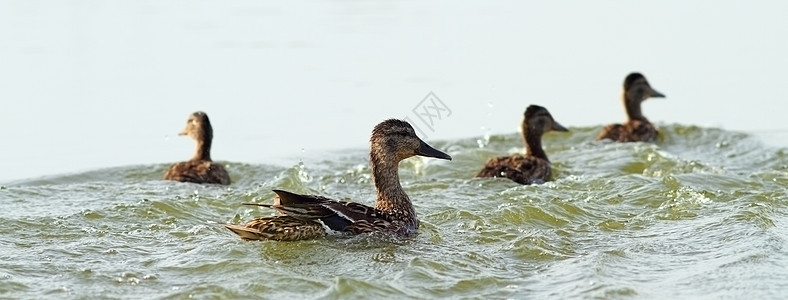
{"left": 1, "top": 0, "right": 786, "bottom": 181}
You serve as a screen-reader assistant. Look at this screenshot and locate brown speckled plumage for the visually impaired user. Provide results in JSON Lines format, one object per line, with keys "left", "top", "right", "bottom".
{"left": 224, "top": 215, "right": 325, "bottom": 241}
{"left": 476, "top": 105, "right": 568, "bottom": 185}
{"left": 163, "top": 111, "right": 230, "bottom": 185}
{"left": 597, "top": 73, "right": 666, "bottom": 143}
{"left": 225, "top": 119, "right": 452, "bottom": 241}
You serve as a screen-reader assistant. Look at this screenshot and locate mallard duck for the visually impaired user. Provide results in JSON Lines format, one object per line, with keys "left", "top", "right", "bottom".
{"left": 225, "top": 119, "right": 452, "bottom": 241}
{"left": 476, "top": 105, "right": 568, "bottom": 185}
{"left": 163, "top": 111, "right": 230, "bottom": 185}
{"left": 596, "top": 72, "right": 666, "bottom": 142}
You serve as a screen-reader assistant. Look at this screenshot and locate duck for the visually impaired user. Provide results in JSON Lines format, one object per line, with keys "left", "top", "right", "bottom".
{"left": 225, "top": 119, "right": 452, "bottom": 241}
{"left": 476, "top": 105, "right": 568, "bottom": 185}
{"left": 163, "top": 111, "right": 231, "bottom": 185}
{"left": 596, "top": 72, "right": 666, "bottom": 142}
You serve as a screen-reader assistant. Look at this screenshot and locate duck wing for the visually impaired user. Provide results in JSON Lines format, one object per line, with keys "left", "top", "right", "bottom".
{"left": 627, "top": 120, "right": 658, "bottom": 142}
{"left": 477, "top": 155, "right": 551, "bottom": 185}
{"left": 163, "top": 160, "right": 231, "bottom": 185}
{"left": 206, "top": 162, "right": 231, "bottom": 185}
{"left": 241, "top": 189, "right": 382, "bottom": 232}
{"left": 597, "top": 123, "right": 625, "bottom": 141}
{"left": 597, "top": 121, "right": 657, "bottom": 142}
{"left": 163, "top": 161, "right": 203, "bottom": 182}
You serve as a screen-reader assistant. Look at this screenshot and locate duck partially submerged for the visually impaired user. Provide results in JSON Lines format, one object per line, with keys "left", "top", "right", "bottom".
{"left": 596, "top": 73, "right": 666, "bottom": 142}
{"left": 225, "top": 119, "right": 452, "bottom": 241}
{"left": 163, "top": 111, "right": 230, "bottom": 185}
{"left": 476, "top": 105, "right": 568, "bottom": 185}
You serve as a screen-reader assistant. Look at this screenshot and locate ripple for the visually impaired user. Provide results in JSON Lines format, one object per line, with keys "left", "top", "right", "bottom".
{"left": 2, "top": 125, "right": 788, "bottom": 298}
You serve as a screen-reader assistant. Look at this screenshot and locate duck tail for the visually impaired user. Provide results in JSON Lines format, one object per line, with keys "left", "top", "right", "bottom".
{"left": 224, "top": 216, "right": 328, "bottom": 241}
{"left": 224, "top": 224, "right": 266, "bottom": 240}
{"left": 241, "top": 202, "right": 275, "bottom": 208}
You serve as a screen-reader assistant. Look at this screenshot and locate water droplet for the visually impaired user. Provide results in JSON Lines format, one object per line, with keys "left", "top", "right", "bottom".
{"left": 477, "top": 126, "right": 491, "bottom": 148}
{"left": 297, "top": 162, "right": 313, "bottom": 182}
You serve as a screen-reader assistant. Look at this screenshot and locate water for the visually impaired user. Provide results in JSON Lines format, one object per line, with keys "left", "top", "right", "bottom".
{"left": 2, "top": 124, "right": 787, "bottom": 299}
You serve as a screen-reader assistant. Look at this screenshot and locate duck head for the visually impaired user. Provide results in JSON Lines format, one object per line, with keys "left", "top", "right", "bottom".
{"left": 179, "top": 111, "right": 213, "bottom": 142}
{"left": 370, "top": 119, "right": 452, "bottom": 162}
{"left": 624, "top": 72, "right": 665, "bottom": 104}
{"left": 522, "top": 105, "right": 569, "bottom": 136}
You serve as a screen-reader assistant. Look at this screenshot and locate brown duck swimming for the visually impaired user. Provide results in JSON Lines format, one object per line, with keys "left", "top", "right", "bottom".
{"left": 225, "top": 119, "right": 452, "bottom": 241}
{"left": 163, "top": 111, "right": 230, "bottom": 185}
{"left": 476, "top": 105, "right": 568, "bottom": 185}
{"left": 596, "top": 73, "right": 666, "bottom": 142}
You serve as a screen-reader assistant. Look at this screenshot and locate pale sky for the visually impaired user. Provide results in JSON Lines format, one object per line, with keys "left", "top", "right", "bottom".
{"left": 1, "top": 0, "right": 786, "bottom": 181}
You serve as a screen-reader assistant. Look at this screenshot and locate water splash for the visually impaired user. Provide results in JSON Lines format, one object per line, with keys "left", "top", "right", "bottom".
{"left": 297, "top": 161, "right": 313, "bottom": 183}
{"left": 477, "top": 126, "right": 491, "bottom": 148}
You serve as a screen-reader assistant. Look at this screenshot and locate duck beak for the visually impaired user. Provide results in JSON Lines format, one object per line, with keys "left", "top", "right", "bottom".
{"left": 650, "top": 88, "right": 666, "bottom": 98}
{"left": 416, "top": 139, "right": 452, "bottom": 160}
{"left": 552, "top": 121, "right": 569, "bottom": 132}
{"left": 178, "top": 130, "right": 188, "bottom": 136}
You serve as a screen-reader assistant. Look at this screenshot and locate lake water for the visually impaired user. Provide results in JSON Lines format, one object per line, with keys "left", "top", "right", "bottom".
{"left": 2, "top": 1, "right": 788, "bottom": 299}
{"left": 2, "top": 125, "right": 788, "bottom": 298}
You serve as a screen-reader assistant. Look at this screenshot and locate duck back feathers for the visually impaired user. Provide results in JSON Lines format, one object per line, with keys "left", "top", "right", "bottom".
{"left": 163, "top": 160, "right": 230, "bottom": 185}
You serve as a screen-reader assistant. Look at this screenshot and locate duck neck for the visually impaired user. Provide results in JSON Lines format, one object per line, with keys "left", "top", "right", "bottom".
{"left": 370, "top": 152, "right": 416, "bottom": 219}
{"left": 624, "top": 95, "right": 649, "bottom": 123}
{"left": 522, "top": 125, "right": 548, "bottom": 160}
{"left": 191, "top": 135, "right": 212, "bottom": 161}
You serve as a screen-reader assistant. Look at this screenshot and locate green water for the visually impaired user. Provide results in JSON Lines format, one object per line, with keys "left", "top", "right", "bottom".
{"left": 2, "top": 125, "right": 787, "bottom": 299}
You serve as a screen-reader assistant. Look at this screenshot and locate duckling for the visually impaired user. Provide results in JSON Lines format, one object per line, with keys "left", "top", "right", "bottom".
{"left": 597, "top": 73, "right": 666, "bottom": 142}
{"left": 225, "top": 119, "right": 452, "bottom": 241}
{"left": 163, "top": 111, "right": 230, "bottom": 185}
{"left": 476, "top": 105, "right": 568, "bottom": 185}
